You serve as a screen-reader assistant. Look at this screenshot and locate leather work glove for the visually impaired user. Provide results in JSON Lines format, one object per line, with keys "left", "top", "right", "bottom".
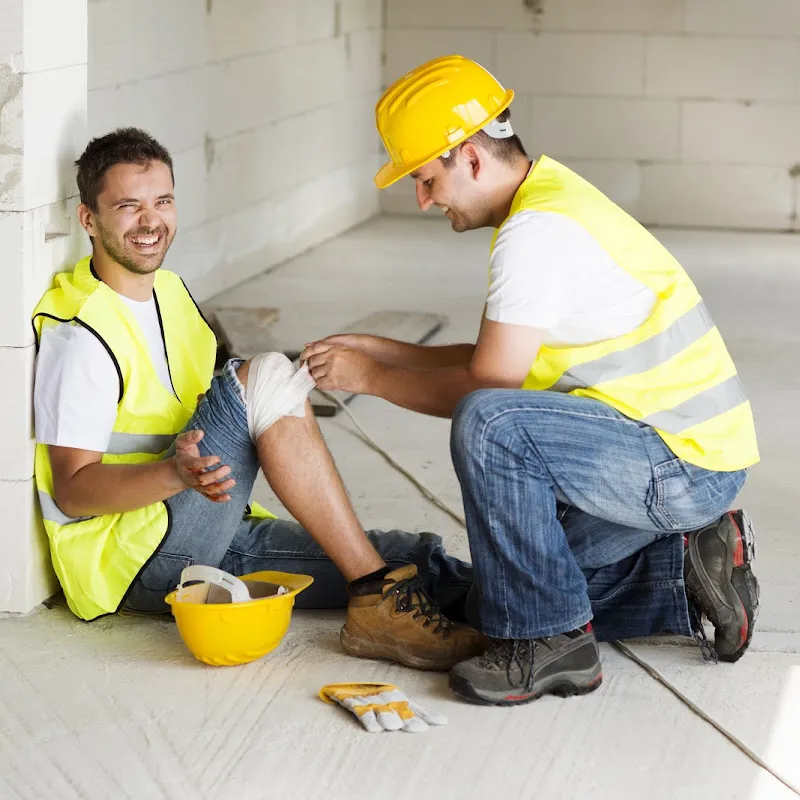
{"left": 319, "top": 683, "right": 447, "bottom": 733}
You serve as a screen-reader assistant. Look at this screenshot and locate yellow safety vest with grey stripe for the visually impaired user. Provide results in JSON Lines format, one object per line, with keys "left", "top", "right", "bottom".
{"left": 32, "top": 256, "right": 272, "bottom": 621}
{"left": 497, "top": 156, "right": 758, "bottom": 472}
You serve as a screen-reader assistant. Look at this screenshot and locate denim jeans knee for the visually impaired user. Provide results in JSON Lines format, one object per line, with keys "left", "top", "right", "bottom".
{"left": 451, "top": 389, "right": 500, "bottom": 462}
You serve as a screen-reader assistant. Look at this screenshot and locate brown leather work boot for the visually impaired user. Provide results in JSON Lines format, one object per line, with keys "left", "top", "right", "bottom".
{"left": 340, "top": 564, "right": 485, "bottom": 671}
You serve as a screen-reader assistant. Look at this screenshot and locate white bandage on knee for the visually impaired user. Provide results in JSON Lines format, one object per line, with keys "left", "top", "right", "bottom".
{"left": 245, "top": 352, "right": 316, "bottom": 442}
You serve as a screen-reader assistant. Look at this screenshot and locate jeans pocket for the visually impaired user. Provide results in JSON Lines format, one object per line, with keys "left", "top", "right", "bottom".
{"left": 646, "top": 457, "right": 699, "bottom": 531}
{"left": 138, "top": 551, "right": 195, "bottom": 593}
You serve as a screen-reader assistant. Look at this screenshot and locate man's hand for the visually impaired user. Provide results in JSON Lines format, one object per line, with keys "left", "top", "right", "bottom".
{"left": 303, "top": 335, "right": 476, "bottom": 371}
{"left": 301, "top": 342, "right": 382, "bottom": 394}
{"left": 172, "top": 430, "right": 235, "bottom": 503}
{"left": 305, "top": 334, "right": 376, "bottom": 354}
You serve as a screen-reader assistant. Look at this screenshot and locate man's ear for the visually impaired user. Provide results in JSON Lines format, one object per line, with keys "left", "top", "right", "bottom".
{"left": 77, "top": 204, "right": 96, "bottom": 238}
{"left": 461, "top": 142, "right": 482, "bottom": 181}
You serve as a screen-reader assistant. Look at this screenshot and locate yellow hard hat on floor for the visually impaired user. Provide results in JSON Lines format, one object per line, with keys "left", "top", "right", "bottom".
{"left": 374, "top": 54, "right": 515, "bottom": 189}
{"left": 165, "top": 565, "right": 313, "bottom": 666}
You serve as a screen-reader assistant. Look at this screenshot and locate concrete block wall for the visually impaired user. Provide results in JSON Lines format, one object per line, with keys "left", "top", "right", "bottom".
{"left": 0, "top": 0, "right": 87, "bottom": 612}
{"left": 381, "top": 0, "right": 800, "bottom": 231}
{"left": 88, "top": 0, "right": 384, "bottom": 300}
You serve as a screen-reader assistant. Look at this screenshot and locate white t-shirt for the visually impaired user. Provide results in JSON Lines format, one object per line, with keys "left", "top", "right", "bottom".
{"left": 485, "top": 209, "right": 656, "bottom": 345}
{"left": 34, "top": 294, "right": 174, "bottom": 452}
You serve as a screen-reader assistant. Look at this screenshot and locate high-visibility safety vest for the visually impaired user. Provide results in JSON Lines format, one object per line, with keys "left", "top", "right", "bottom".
{"left": 32, "top": 256, "right": 272, "bottom": 621}
{"left": 495, "top": 156, "right": 759, "bottom": 472}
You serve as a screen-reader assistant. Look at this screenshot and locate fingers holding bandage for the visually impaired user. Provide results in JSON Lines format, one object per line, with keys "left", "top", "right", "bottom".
{"left": 244, "top": 352, "right": 316, "bottom": 442}
{"left": 300, "top": 342, "right": 379, "bottom": 394}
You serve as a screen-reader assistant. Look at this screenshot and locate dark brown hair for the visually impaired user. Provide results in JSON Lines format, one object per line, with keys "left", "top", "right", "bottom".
{"left": 75, "top": 127, "right": 174, "bottom": 210}
{"left": 440, "top": 109, "right": 528, "bottom": 169}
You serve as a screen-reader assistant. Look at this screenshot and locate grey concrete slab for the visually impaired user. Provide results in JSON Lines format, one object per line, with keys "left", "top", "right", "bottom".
{"left": 1, "top": 217, "right": 797, "bottom": 799}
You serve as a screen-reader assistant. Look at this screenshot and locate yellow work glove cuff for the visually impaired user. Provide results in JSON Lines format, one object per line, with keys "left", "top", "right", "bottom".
{"left": 319, "top": 682, "right": 447, "bottom": 733}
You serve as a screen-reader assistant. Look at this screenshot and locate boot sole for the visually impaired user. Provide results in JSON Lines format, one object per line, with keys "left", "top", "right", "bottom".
{"left": 721, "top": 566, "right": 758, "bottom": 663}
{"left": 340, "top": 626, "right": 459, "bottom": 672}
{"left": 449, "top": 666, "right": 603, "bottom": 707}
{"left": 705, "top": 510, "right": 759, "bottom": 663}
{"left": 718, "top": 509, "right": 759, "bottom": 663}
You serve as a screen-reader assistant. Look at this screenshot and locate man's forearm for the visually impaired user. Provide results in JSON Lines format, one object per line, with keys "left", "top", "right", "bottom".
{"left": 55, "top": 458, "right": 184, "bottom": 518}
{"left": 367, "top": 363, "right": 486, "bottom": 418}
{"left": 362, "top": 338, "right": 475, "bottom": 370}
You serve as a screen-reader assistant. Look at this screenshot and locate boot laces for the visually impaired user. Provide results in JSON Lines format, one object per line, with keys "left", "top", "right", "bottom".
{"left": 379, "top": 575, "right": 453, "bottom": 639}
{"left": 684, "top": 544, "right": 718, "bottom": 664}
{"left": 688, "top": 600, "right": 719, "bottom": 664}
{"left": 479, "top": 639, "right": 536, "bottom": 692}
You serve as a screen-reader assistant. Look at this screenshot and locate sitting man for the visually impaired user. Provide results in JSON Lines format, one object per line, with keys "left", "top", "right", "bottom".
{"left": 32, "top": 127, "right": 481, "bottom": 673}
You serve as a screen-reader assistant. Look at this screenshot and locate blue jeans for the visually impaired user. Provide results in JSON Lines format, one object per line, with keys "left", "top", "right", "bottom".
{"left": 450, "top": 389, "right": 747, "bottom": 641}
{"left": 122, "top": 360, "right": 473, "bottom": 616}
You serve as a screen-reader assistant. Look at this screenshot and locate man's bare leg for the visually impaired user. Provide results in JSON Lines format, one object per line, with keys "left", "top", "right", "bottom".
{"left": 235, "top": 355, "right": 483, "bottom": 672}
{"left": 236, "top": 359, "right": 384, "bottom": 582}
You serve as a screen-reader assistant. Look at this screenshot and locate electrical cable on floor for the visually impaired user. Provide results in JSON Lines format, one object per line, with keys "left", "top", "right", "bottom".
{"left": 317, "top": 387, "right": 800, "bottom": 797}
{"left": 612, "top": 642, "right": 800, "bottom": 796}
{"left": 316, "top": 389, "right": 467, "bottom": 528}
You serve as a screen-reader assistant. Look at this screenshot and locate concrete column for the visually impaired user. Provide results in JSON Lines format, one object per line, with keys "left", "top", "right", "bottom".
{"left": 0, "top": 0, "right": 87, "bottom": 612}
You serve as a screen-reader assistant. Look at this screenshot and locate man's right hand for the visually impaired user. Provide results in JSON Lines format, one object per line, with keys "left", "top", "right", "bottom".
{"left": 172, "top": 429, "right": 235, "bottom": 503}
{"left": 304, "top": 333, "right": 378, "bottom": 356}
{"left": 302, "top": 334, "right": 476, "bottom": 371}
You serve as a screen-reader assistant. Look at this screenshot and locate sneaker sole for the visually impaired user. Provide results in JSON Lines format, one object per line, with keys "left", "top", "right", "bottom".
{"left": 340, "top": 625, "right": 460, "bottom": 672}
{"left": 449, "top": 664, "right": 603, "bottom": 707}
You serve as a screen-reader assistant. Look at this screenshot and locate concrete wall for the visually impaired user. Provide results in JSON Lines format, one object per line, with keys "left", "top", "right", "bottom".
{"left": 0, "top": 0, "right": 87, "bottom": 612}
{"left": 88, "top": 0, "right": 384, "bottom": 300}
{"left": 381, "top": 0, "right": 800, "bottom": 232}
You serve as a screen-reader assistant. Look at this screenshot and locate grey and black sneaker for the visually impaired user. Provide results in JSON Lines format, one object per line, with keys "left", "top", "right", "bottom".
{"left": 448, "top": 624, "right": 602, "bottom": 706}
{"left": 684, "top": 509, "right": 759, "bottom": 663}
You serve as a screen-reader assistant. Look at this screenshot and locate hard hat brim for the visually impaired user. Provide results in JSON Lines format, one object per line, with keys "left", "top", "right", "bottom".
{"left": 374, "top": 160, "right": 412, "bottom": 190}
{"left": 373, "top": 88, "right": 515, "bottom": 190}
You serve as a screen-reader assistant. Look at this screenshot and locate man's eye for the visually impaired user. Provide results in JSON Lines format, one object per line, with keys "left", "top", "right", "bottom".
{"left": 157, "top": 199, "right": 172, "bottom": 205}
{"left": 424, "top": 179, "right": 433, "bottom": 188}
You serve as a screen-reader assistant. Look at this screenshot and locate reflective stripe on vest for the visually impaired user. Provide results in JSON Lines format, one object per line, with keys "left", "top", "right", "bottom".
{"left": 640, "top": 374, "right": 747, "bottom": 434}
{"left": 547, "top": 300, "right": 749, "bottom": 433}
{"left": 38, "top": 490, "right": 94, "bottom": 526}
{"left": 551, "top": 302, "right": 715, "bottom": 393}
{"left": 107, "top": 432, "right": 175, "bottom": 455}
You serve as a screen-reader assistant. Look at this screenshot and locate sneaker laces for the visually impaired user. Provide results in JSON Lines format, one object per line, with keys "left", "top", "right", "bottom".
{"left": 479, "top": 639, "right": 536, "bottom": 693}
{"left": 379, "top": 575, "right": 454, "bottom": 639}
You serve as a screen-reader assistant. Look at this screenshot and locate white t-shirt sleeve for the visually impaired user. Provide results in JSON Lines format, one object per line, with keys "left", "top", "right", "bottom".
{"left": 486, "top": 210, "right": 577, "bottom": 330}
{"left": 34, "top": 322, "right": 120, "bottom": 452}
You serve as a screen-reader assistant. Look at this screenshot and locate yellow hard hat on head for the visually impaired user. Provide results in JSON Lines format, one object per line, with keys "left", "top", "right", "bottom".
{"left": 374, "top": 54, "right": 515, "bottom": 189}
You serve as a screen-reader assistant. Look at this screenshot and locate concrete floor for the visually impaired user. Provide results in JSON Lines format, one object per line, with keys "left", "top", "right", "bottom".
{"left": 2, "top": 216, "right": 799, "bottom": 799}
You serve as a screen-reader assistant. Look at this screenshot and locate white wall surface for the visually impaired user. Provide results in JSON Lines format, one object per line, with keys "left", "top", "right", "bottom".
{"left": 88, "top": 0, "right": 384, "bottom": 300}
{"left": 0, "top": 0, "right": 384, "bottom": 614}
{"left": 0, "top": 0, "right": 87, "bottom": 612}
{"left": 381, "top": 0, "right": 800, "bottom": 232}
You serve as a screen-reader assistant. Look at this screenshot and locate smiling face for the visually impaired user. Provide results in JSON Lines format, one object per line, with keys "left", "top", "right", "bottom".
{"left": 410, "top": 147, "right": 495, "bottom": 233}
{"left": 79, "top": 160, "right": 177, "bottom": 275}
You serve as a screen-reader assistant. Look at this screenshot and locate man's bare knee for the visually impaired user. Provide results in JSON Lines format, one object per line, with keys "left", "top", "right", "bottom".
{"left": 259, "top": 398, "right": 317, "bottom": 439}
{"left": 243, "top": 352, "right": 315, "bottom": 442}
